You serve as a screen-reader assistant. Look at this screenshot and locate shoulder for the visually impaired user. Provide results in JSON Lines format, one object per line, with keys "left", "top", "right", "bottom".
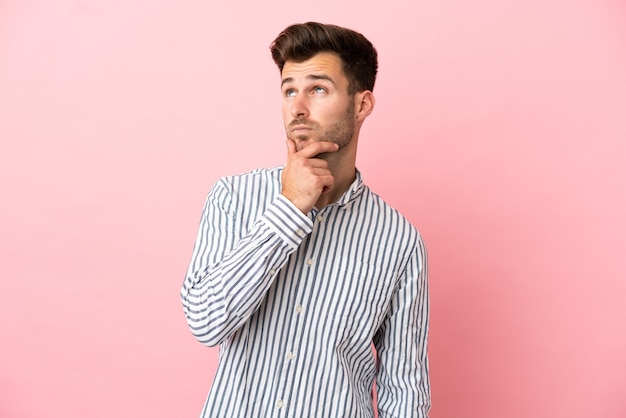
{"left": 360, "top": 185, "right": 424, "bottom": 247}
{"left": 206, "top": 166, "right": 283, "bottom": 212}
{"left": 362, "top": 186, "right": 420, "bottom": 232}
{"left": 210, "top": 166, "right": 283, "bottom": 194}
{"left": 216, "top": 166, "right": 282, "bottom": 186}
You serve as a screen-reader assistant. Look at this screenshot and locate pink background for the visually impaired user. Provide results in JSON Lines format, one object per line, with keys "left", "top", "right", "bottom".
{"left": 1, "top": 1, "right": 625, "bottom": 417}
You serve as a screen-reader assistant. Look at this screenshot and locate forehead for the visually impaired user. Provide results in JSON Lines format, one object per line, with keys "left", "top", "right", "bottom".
{"left": 281, "top": 52, "right": 347, "bottom": 84}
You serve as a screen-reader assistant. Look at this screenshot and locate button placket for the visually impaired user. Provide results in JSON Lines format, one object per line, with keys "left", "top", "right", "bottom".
{"left": 276, "top": 209, "right": 322, "bottom": 414}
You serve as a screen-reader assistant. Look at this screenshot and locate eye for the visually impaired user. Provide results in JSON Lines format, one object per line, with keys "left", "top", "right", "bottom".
{"left": 284, "top": 88, "right": 296, "bottom": 97}
{"left": 313, "top": 86, "right": 327, "bottom": 94}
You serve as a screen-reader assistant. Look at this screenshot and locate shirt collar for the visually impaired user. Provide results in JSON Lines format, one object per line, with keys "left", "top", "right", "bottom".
{"left": 334, "top": 168, "right": 365, "bottom": 207}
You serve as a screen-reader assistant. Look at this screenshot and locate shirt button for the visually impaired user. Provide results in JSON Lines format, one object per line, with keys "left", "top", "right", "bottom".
{"left": 286, "top": 352, "right": 295, "bottom": 360}
{"left": 306, "top": 259, "right": 313, "bottom": 266}
{"left": 296, "top": 229, "right": 305, "bottom": 237}
{"left": 276, "top": 400, "right": 285, "bottom": 408}
{"left": 296, "top": 305, "right": 303, "bottom": 313}
{"left": 316, "top": 214, "right": 323, "bottom": 222}
{"left": 269, "top": 269, "right": 276, "bottom": 275}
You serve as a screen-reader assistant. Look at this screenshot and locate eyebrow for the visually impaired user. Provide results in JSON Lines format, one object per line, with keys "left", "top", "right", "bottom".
{"left": 281, "top": 74, "right": 336, "bottom": 88}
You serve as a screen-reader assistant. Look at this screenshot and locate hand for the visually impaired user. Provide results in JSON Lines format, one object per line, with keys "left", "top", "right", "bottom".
{"left": 281, "top": 140, "right": 339, "bottom": 214}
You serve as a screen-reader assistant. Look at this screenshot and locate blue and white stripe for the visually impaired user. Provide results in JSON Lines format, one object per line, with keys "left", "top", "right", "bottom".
{"left": 181, "top": 167, "right": 430, "bottom": 417}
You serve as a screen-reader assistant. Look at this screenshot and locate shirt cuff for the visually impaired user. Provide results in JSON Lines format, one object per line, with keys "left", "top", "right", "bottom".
{"left": 262, "top": 194, "right": 313, "bottom": 249}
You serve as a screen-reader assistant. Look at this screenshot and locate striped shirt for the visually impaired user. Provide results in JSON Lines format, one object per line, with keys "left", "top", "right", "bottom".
{"left": 181, "top": 167, "right": 430, "bottom": 417}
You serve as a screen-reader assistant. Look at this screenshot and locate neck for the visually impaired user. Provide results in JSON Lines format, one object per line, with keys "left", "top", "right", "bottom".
{"left": 314, "top": 145, "right": 357, "bottom": 209}
{"left": 315, "top": 169, "right": 356, "bottom": 209}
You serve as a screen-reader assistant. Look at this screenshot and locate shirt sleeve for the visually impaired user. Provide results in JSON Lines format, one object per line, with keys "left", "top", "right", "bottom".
{"left": 373, "top": 235, "right": 431, "bottom": 417}
{"left": 180, "top": 178, "right": 313, "bottom": 347}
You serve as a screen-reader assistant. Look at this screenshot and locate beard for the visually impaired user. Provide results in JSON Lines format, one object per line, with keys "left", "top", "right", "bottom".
{"left": 288, "top": 97, "right": 356, "bottom": 158}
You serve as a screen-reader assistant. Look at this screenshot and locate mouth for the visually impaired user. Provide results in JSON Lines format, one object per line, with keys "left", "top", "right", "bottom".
{"left": 290, "top": 124, "right": 312, "bottom": 134}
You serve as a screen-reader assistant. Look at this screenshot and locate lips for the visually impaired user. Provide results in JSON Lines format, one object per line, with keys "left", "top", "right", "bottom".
{"left": 291, "top": 124, "right": 312, "bottom": 133}
{"left": 289, "top": 118, "right": 317, "bottom": 131}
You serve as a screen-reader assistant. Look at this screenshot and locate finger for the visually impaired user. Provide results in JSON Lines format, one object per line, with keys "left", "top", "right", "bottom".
{"left": 319, "top": 174, "right": 335, "bottom": 194}
{"left": 285, "top": 139, "right": 297, "bottom": 158}
{"left": 297, "top": 141, "right": 339, "bottom": 159}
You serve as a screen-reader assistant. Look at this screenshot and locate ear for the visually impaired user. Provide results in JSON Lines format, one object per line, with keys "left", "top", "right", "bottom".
{"left": 354, "top": 90, "right": 375, "bottom": 122}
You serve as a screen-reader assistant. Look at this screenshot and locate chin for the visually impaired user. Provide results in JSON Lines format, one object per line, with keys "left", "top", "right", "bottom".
{"left": 293, "top": 136, "right": 315, "bottom": 151}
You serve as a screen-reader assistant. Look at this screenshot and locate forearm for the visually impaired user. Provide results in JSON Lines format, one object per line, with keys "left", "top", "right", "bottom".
{"left": 181, "top": 191, "right": 312, "bottom": 347}
{"left": 182, "top": 222, "right": 293, "bottom": 346}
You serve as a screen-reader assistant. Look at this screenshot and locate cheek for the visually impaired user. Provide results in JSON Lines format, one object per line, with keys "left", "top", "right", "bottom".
{"left": 320, "top": 100, "right": 348, "bottom": 119}
{"left": 281, "top": 102, "right": 291, "bottom": 121}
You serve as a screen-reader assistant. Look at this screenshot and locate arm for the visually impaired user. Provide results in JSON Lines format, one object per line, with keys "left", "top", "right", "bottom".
{"left": 181, "top": 140, "right": 339, "bottom": 347}
{"left": 373, "top": 236, "right": 431, "bottom": 417}
{"left": 180, "top": 178, "right": 312, "bottom": 347}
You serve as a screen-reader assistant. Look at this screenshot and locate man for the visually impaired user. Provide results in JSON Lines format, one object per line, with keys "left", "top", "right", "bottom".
{"left": 181, "top": 22, "right": 430, "bottom": 417}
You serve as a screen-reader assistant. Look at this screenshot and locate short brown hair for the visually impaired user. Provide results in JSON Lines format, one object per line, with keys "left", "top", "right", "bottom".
{"left": 270, "top": 22, "right": 378, "bottom": 94}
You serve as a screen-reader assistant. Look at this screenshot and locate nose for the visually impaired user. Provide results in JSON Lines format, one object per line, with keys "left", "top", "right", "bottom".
{"left": 290, "top": 93, "right": 309, "bottom": 119}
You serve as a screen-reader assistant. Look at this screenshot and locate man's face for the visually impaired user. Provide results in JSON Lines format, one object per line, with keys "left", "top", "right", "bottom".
{"left": 281, "top": 52, "right": 355, "bottom": 154}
